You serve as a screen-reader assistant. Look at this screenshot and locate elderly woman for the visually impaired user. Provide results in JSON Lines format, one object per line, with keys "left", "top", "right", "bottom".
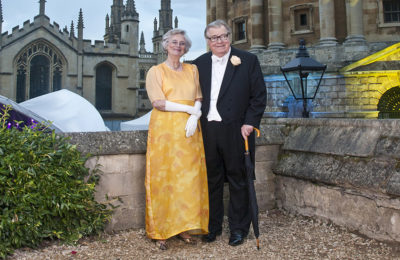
{"left": 145, "top": 29, "right": 209, "bottom": 250}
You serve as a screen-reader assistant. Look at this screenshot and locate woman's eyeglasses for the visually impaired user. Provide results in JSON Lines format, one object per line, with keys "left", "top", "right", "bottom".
{"left": 170, "top": 41, "right": 186, "bottom": 46}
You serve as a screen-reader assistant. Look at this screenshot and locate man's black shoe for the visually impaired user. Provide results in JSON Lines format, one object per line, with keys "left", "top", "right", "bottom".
{"left": 202, "top": 230, "right": 222, "bottom": 243}
{"left": 228, "top": 230, "right": 246, "bottom": 246}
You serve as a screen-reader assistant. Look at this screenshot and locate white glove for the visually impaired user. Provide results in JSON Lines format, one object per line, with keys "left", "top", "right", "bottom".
{"left": 193, "top": 100, "right": 202, "bottom": 118}
{"left": 165, "top": 100, "right": 198, "bottom": 116}
{"left": 185, "top": 101, "right": 202, "bottom": 137}
{"left": 185, "top": 114, "right": 198, "bottom": 137}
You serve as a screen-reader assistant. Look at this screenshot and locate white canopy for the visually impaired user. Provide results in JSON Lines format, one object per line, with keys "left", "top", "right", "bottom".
{"left": 0, "top": 94, "right": 62, "bottom": 132}
{"left": 19, "top": 89, "right": 109, "bottom": 132}
{"left": 120, "top": 110, "right": 152, "bottom": 131}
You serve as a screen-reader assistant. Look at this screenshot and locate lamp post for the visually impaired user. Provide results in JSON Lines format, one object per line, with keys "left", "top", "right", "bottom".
{"left": 280, "top": 39, "right": 327, "bottom": 118}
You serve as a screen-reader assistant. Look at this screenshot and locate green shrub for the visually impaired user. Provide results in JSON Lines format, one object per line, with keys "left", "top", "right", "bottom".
{"left": 0, "top": 105, "right": 112, "bottom": 258}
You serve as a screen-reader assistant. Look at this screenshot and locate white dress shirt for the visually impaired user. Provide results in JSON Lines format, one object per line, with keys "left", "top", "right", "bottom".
{"left": 208, "top": 48, "right": 231, "bottom": 122}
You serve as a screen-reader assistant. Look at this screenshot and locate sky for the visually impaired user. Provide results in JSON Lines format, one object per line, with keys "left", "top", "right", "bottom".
{"left": 1, "top": 0, "right": 207, "bottom": 60}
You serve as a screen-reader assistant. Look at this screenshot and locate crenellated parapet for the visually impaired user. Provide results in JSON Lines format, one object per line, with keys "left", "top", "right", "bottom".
{"left": 1, "top": 15, "right": 75, "bottom": 50}
{"left": 0, "top": 13, "right": 141, "bottom": 57}
{"left": 82, "top": 39, "right": 134, "bottom": 55}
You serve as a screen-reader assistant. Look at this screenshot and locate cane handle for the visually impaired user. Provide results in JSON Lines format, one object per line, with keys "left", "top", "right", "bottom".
{"left": 244, "top": 127, "right": 260, "bottom": 152}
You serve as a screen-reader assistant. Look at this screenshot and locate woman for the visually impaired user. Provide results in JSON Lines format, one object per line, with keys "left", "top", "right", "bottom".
{"left": 145, "top": 29, "right": 209, "bottom": 250}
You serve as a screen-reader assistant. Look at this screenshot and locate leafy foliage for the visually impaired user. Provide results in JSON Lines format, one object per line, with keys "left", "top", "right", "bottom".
{"left": 0, "top": 105, "right": 112, "bottom": 258}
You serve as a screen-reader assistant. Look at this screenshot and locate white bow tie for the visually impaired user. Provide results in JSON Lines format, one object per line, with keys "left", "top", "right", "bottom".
{"left": 212, "top": 55, "right": 224, "bottom": 63}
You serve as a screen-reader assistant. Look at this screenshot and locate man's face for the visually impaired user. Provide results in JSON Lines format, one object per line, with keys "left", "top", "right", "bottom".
{"left": 206, "top": 26, "right": 231, "bottom": 58}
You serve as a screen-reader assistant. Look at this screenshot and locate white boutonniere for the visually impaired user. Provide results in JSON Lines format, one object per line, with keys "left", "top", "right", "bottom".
{"left": 230, "top": 55, "right": 241, "bottom": 66}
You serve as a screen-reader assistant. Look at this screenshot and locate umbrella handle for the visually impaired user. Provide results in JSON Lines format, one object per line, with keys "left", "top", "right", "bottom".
{"left": 244, "top": 127, "right": 260, "bottom": 152}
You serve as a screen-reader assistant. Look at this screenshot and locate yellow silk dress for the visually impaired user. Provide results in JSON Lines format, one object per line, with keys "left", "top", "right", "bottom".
{"left": 145, "top": 63, "right": 209, "bottom": 240}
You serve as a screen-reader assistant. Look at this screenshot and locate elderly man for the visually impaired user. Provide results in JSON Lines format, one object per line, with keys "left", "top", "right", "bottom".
{"left": 193, "top": 20, "right": 266, "bottom": 246}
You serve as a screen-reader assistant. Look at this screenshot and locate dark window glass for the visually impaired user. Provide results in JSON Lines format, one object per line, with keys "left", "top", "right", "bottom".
{"left": 294, "top": 9, "right": 310, "bottom": 31}
{"left": 383, "top": 0, "right": 400, "bottom": 22}
{"left": 140, "top": 69, "right": 146, "bottom": 80}
{"left": 237, "top": 21, "right": 246, "bottom": 40}
{"left": 53, "top": 67, "right": 62, "bottom": 91}
{"left": 300, "top": 14, "right": 308, "bottom": 26}
{"left": 16, "top": 66, "right": 26, "bottom": 102}
{"left": 30, "top": 55, "right": 50, "bottom": 99}
{"left": 95, "top": 64, "right": 112, "bottom": 110}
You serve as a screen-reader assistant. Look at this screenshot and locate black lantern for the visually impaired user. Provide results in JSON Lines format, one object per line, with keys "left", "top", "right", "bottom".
{"left": 280, "top": 39, "right": 327, "bottom": 117}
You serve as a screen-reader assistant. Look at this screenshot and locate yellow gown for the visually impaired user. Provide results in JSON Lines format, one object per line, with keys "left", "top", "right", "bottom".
{"left": 145, "top": 63, "right": 209, "bottom": 240}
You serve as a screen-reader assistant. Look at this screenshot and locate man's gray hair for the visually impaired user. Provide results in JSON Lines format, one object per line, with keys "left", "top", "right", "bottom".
{"left": 162, "top": 29, "right": 192, "bottom": 54}
{"left": 204, "top": 19, "right": 232, "bottom": 38}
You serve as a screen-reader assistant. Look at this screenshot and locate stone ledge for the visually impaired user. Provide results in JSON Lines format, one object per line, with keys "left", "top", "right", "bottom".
{"left": 276, "top": 176, "right": 400, "bottom": 243}
{"left": 274, "top": 152, "right": 400, "bottom": 196}
{"left": 62, "top": 131, "right": 148, "bottom": 155}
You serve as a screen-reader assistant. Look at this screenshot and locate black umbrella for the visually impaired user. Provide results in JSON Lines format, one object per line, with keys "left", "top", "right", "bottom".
{"left": 244, "top": 127, "right": 260, "bottom": 250}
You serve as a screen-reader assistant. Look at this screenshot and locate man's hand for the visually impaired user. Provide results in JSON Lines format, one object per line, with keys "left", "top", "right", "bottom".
{"left": 241, "top": 124, "right": 254, "bottom": 140}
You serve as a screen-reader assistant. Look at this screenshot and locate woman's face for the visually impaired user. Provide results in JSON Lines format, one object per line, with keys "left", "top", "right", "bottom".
{"left": 166, "top": 34, "right": 186, "bottom": 58}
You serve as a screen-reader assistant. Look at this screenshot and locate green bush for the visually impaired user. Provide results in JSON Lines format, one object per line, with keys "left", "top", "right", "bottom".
{"left": 0, "top": 106, "right": 112, "bottom": 258}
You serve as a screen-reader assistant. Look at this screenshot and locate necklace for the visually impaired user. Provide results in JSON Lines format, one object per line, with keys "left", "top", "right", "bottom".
{"left": 165, "top": 61, "right": 182, "bottom": 71}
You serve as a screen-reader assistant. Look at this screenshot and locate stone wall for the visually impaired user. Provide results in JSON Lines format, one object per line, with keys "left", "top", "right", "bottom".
{"left": 64, "top": 130, "right": 280, "bottom": 232}
{"left": 64, "top": 118, "right": 400, "bottom": 243}
{"left": 268, "top": 118, "right": 400, "bottom": 243}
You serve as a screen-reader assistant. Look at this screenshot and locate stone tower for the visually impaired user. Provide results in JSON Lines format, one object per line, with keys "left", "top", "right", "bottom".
{"left": 139, "top": 31, "right": 146, "bottom": 54}
{"left": 105, "top": 0, "right": 124, "bottom": 43}
{"left": 121, "top": 0, "right": 139, "bottom": 56}
{"left": 39, "top": 0, "right": 46, "bottom": 16}
{"left": 152, "top": 0, "right": 177, "bottom": 63}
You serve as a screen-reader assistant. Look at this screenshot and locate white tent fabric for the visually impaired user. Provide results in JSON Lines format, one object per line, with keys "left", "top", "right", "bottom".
{"left": 120, "top": 110, "right": 152, "bottom": 131}
{"left": 19, "top": 89, "right": 109, "bottom": 132}
{"left": 0, "top": 94, "right": 62, "bottom": 132}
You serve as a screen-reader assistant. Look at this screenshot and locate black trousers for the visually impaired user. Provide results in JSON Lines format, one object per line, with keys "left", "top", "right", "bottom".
{"left": 202, "top": 120, "right": 251, "bottom": 234}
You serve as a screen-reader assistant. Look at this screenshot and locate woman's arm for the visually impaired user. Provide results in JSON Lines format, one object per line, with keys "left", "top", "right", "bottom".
{"left": 152, "top": 100, "right": 200, "bottom": 117}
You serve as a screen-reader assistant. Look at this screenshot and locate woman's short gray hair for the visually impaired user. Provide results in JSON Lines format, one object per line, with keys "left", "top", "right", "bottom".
{"left": 162, "top": 29, "right": 192, "bottom": 54}
{"left": 204, "top": 19, "right": 232, "bottom": 38}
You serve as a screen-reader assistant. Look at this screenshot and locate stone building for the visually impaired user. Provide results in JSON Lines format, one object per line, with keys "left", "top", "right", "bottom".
{"left": 0, "top": 0, "right": 177, "bottom": 127}
{"left": 207, "top": 0, "right": 400, "bottom": 118}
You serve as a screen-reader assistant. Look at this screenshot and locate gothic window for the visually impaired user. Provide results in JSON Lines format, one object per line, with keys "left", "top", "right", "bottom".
{"left": 232, "top": 17, "right": 247, "bottom": 44}
{"left": 95, "top": 64, "right": 113, "bottom": 110}
{"left": 237, "top": 21, "right": 246, "bottom": 41}
{"left": 125, "top": 25, "right": 129, "bottom": 32}
{"left": 30, "top": 55, "right": 50, "bottom": 99}
{"left": 378, "top": 0, "right": 400, "bottom": 26}
{"left": 53, "top": 67, "right": 62, "bottom": 92}
{"left": 140, "top": 69, "right": 146, "bottom": 80}
{"left": 290, "top": 4, "right": 314, "bottom": 35}
{"left": 378, "top": 86, "right": 400, "bottom": 118}
{"left": 15, "top": 40, "right": 64, "bottom": 101}
{"left": 383, "top": 0, "right": 400, "bottom": 23}
{"left": 16, "top": 66, "right": 26, "bottom": 103}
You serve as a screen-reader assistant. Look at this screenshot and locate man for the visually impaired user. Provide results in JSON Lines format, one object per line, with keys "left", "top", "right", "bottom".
{"left": 193, "top": 20, "right": 266, "bottom": 246}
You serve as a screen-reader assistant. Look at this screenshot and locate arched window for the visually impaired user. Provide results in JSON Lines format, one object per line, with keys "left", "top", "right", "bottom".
{"left": 30, "top": 55, "right": 50, "bottom": 98}
{"left": 15, "top": 41, "right": 64, "bottom": 101}
{"left": 378, "top": 86, "right": 400, "bottom": 118}
{"left": 16, "top": 66, "right": 26, "bottom": 103}
{"left": 95, "top": 64, "right": 113, "bottom": 110}
{"left": 140, "top": 69, "right": 146, "bottom": 80}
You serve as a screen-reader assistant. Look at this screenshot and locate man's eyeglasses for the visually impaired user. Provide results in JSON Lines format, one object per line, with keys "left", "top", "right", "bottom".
{"left": 207, "top": 33, "right": 230, "bottom": 42}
